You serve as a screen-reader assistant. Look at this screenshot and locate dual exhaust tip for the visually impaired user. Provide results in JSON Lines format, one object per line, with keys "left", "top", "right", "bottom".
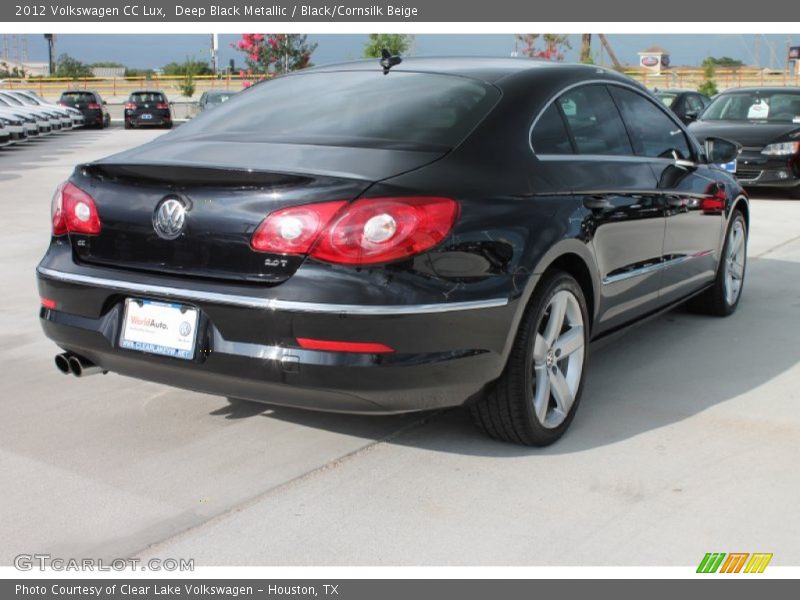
{"left": 54, "top": 352, "right": 105, "bottom": 377}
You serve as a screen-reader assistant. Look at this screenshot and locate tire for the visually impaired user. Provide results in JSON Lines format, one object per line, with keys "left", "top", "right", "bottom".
{"left": 164, "top": 122, "right": 173, "bottom": 129}
{"left": 124, "top": 121, "right": 132, "bottom": 130}
{"left": 689, "top": 210, "right": 747, "bottom": 316}
{"left": 471, "top": 270, "right": 590, "bottom": 446}
{"left": 791, "top": 185, "right": 800, "bottom": 200}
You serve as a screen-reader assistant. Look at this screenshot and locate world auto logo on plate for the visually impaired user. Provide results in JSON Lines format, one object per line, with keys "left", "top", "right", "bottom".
{"left": 179, "top": 321, "right": 192, "bottom": 337}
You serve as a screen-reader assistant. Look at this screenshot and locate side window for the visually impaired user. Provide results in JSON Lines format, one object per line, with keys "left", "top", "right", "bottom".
{"left": 557, "top": 85, "right": 633, "bottom": 156}
{"left": 531, "top": 102, "right": 573, "bottom": 154}
{"left": 685, "top": 95, "right": 704, "bottom": 113}
{"left": 610, "top": 86, "right": 692, "bottom": 160}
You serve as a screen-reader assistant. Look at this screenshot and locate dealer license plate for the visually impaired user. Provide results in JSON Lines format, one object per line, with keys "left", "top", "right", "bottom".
{"left": 120, "top": 299, "right": 198, "bottom": 360}
{"left": 140, "top": 113, "right": 153, "bottom": 120}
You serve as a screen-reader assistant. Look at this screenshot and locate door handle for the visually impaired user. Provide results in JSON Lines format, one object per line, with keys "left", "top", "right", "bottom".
{"left": 583, "top": 195, "right": 612, "bottom": 210}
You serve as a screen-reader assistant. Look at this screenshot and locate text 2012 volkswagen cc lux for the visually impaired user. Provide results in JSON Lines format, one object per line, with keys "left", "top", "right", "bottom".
{"left": 37, "top": 58, "right": 749, "bottom": 446}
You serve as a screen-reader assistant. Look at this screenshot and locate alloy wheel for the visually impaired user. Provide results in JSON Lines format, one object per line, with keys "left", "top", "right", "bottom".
{"left": 531, "top": 290, "right": 585, "bottom": 429}
{"left": 724, "top": 219, "right": 746, "bottom": 306}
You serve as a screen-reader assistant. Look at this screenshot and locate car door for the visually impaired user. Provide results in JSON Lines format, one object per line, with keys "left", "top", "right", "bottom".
{"left": 609, "top": 85, "right": 725, "bottom": 305}
{"left": 532, "top": 84, "right": 667, "bottom": 333}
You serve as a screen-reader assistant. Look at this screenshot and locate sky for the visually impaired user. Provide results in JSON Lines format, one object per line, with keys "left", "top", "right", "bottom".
{"left": 4, "top": 33, "right": 800, "bottom": 71}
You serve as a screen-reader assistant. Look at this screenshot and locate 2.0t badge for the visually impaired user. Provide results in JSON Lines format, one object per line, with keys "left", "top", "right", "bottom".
{"left": 153, "top": 197, "right": 187, "bottom": 240}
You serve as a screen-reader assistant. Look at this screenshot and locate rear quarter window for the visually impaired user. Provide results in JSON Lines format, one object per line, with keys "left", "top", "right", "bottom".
{"left": 531, "top": 103, "right": 573, "bottom": 154}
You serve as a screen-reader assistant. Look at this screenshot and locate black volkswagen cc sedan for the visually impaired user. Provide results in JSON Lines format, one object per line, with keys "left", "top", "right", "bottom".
{"left": 37, "top": 58, "right": 748, "bottom": 446}
{"left": 689, "top": 87, "right": 800, "bottom": 198}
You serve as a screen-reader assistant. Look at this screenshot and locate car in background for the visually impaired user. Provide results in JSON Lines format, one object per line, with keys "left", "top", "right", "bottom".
{"left": 124, "top": 90, "right": 172, "bottom": 129}
{"left": 58, "top": 90, "right": 110, "bottom": 129}
{"left": 10, "top": 90, "right": 86, "bottom": 128}
{"left": 689, "top": 87, "right": 800, "bottom": 198}
{"left": 0, "top": 91, "right": 72, "bottom": 130}
{"left": 37, "top": 59, "right": 749, "bottom": 447}
{"left": 0, "top": 95, "right": 57, "bottom": 133}
{"left": 654, "top": 88, "right": 712, "bottom": 124}
{"left": 0, "top": 114, "right": 28, "bottom": 143}
{"left": 0, "top": 106, "right": 41, "bottom": 137}
{"left": 0, "top": 121, "right": 11, "bottom": 147}
{"left": 198, "top": 90, "right": 236, "bottom": 112}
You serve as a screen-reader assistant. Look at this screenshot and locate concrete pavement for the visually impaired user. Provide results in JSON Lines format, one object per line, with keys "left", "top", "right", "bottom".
{"left": 1, "top": 128, "right": 798, "bottom": 566}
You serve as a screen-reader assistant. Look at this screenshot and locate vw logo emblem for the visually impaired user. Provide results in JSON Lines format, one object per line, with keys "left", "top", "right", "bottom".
{"left": 179, "top": 321, "right": 192, "bottom": 337}
{"left": 153, "top": 197, "right": 187, "bottom": 240}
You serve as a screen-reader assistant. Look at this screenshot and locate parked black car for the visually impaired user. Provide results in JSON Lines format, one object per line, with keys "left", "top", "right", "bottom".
{"left": 124, "top": 90, "right": 172, "bottom": 129}
{"left": 59, "top": 90, "right": 110, "bottom": 128}
{"left": 689, "top": 87, "right": 800, "bottom": 198}
{"left": 198, "top": 90, "right": 236, "bottom": 111}
{"left": 37, "top": 58, "right": 748, "bottom": 446}
{"left": 654, "top": 88, "right": 712, "bottom": 124}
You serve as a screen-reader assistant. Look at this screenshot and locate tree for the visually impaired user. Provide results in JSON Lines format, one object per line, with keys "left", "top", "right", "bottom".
{"left": 698, "top": 57, "right": 719, "bottom": 97}
{"left": 363, "top": 34, "right": 412, "bottom": 58}
{"left": 55, "top": 53, "right": 93, "bottom": 79}
{"left": 172, "top": 58, "right": 198, "bottom": 98}
{"left": 233, "top": 34, "right": 317, "bottom": 84}
{"left": 516, "top": 34, "right": 571, "bottom": 61}
{"left": 91, "top": 61, "right": 126, "bottom": 69}
{"left": 705, "top": 56, "right": 744, "bottom": 68}
{"left": 124, "top": 68, "right": 154, "bottom": 78}
{"left": 0, "top": 61, "right": 26, "bottom": 78}
{"left": 162, "top": 58, "right": 212, "bottom": 76}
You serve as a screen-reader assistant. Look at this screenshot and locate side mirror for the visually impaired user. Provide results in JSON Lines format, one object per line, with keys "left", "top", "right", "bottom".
{"left": 102, "top": 100, "right": 107, "bottom": 105}
{"left": 704, "top": 137, "right": 741, "bottom": 165}
{"left": 684, "top": 110, "right": 698, "bottom": 123}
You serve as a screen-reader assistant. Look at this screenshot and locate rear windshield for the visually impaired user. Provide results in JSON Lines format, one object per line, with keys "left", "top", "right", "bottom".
{"left": 130, "top": 92, "right": 167, "bottom": 103}
{"left": 702, "top": 91, "right": 800, "bottom": 123}
{"left": 655, "top": 93, "right": 677, "bottom": 107}
{"left": 61, "top": 92, "right": 96, "bottom": 102}
{"left": 178, "top": 71, "right": 500, "bottom": 149}
{"left": 207, "top": 92, "right": 233, "bottom": 104}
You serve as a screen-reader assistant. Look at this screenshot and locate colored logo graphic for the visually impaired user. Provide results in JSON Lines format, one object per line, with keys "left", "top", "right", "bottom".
{"left": 697, "top": 552, "right": 773, "bottom": 573}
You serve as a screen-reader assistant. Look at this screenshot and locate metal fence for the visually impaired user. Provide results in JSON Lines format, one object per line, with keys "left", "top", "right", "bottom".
{"left": 2, "top": 68, "right": 799, "bottom": 101}
{"left": 0, "top": 74, "right": 250, "bottom": 100}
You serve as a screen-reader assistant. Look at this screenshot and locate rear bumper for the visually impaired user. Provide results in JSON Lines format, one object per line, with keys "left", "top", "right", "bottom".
{"left": 125, "top": 112, "right": 172, "bottom": 127}
{"left": 36, "top": 261, "right": 518, "bottom": 414}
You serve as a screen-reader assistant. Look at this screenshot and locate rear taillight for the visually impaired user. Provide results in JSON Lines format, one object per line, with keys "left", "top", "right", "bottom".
{"left": 156, "top": 102, "right": 169, "bottom": 110}
{"left": 250, "top": 197, "right": 458, "bottom": 265}
{"left": 51, "top": 181, "right": 102, "bottom": 236}
{"left": 86, "top": 102, "right": 100, "bottom": 109}
{"left": 124, "top": 102, "right": 136, "bottom": 110}
{"left": 313, "top": 197, "right": 459, "bottom": 265}
{"left": 251, "top": 201, "right": 347, "bottom": 254}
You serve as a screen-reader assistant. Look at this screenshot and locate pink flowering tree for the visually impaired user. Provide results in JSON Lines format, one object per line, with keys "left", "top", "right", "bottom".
{"left": 233, "top": 34, "right": 317, "bottom": 86}
{"left": 515, "top": 34, "right": 572, "bottom": 61}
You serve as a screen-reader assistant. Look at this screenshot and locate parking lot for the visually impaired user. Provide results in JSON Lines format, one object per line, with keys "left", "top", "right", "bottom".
{"left": 1, "top": 127, "right": 799, "bottom": 566}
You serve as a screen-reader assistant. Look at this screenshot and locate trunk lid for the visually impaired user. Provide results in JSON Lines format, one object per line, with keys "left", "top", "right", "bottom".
{"left": 69, "top": 139, "right": 446, "bottom": 283}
